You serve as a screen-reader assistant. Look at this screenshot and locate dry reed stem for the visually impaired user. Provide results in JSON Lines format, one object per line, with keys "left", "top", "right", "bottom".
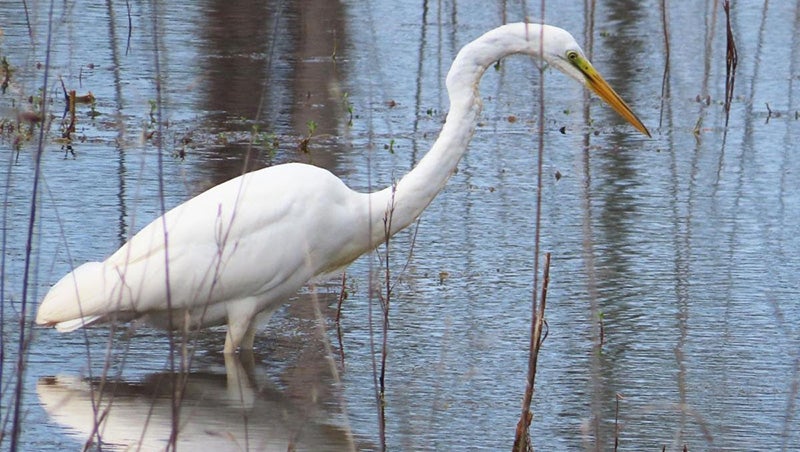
{"left": 513, "top": 252, "right": 551, "bottom": 452}
{"left": 614, "top": 392, "right": 624, "bottom": 451}
{"left": 335, "top": 272, "right": 348, "bottom": 367}
{"left": 722, "top": 0, "right": 737, "bottom": 127}
{"left": 9, "top": 0, "right": 56, "bottom": 447}
{"left": 659, "top": 0, "right": 671, "bottom": 130}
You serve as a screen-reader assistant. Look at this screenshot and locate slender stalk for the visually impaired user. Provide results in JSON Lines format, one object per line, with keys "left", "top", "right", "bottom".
{"left": 146, "top": 2, "right": 181, "bottom": 448}
{"left": 722, "top": 0, "right": 738, "bottom": 127}
{"left": 21, "top": 0, "right": 34, "bottom": 41}
{"left": 614, "top": 393, "right": 624, "bottom": 451}
{"left": 513, "top": 253, "right": 552, "bottom": 451}
{"left": 367, "top": 175, "right": 394, "bottom": 450}
{"left": 513, "top": 6, "right": 548, "bottom": 449}
{"left": 378, "top": 186, "right": 397, "bottom": 452}
{"left": 11, "top": 1, "right": 56, "bottom": 448}
{"left": 336, "top": 272, "right": 348, "bottom": 367}
{"left": 124, "top": 0, "right": 132, "bottom": 56}
{"left": 659, "top": 0, "right": 671, "bottom": 130}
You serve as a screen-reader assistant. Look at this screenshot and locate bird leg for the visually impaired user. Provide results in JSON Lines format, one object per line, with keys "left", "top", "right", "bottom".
{"left": 224, "top": 317, "right": 256, "bottom": 354}
{"left": 224, "top": 352, "right": 256, "bottom": 408}
{"left": 224, "top": 301, "right": 280, "bottom": 353}
{"left": 239, "top": 322, "right": 257, "bottom": 350}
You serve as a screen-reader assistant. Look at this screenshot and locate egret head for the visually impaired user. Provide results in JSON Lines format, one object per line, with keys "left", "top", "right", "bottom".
{"left": 541, "top": 26, "right": 651, "bottom": 137}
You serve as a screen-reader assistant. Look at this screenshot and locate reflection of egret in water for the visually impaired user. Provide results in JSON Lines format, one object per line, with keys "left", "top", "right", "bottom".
{"left": 37, "top": 354, "right": 359, "bottom": 451}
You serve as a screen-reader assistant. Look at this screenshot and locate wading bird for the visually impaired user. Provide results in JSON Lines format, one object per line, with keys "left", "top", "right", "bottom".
{"left": 37, "top": 23, "right": 650, "bottom": 353}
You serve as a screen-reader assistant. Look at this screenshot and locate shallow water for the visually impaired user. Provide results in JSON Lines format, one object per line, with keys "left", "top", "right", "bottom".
{"left": 2, "top": 1, "right": 799, "bottom": 451}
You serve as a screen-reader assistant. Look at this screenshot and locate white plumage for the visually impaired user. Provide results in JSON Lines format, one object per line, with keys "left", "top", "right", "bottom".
{"left": 36, "top": 23, "right": 648, "bottom": 353}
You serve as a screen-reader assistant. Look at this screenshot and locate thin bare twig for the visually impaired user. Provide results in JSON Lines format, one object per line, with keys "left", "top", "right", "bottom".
{"left": 512, "top": 7, "right": 548, "bottom": 450}
{"left": 146, "top": 1, "right": 181, "bottom": 449}
{"left": 659, "top": 0, "right": 671, "bottom": 130}
{"left": 377, "top": 186, "right": 397, "bottom": 452}
{"left": 513, "top": 253, "right": 552, "bottom": 452}
{"left": 11, "top": 0, "right": 56, "bottom": 448}
{"left": 722, "top": 0, "right": 738, "bottom": 127}
{"left": 614, "top": 393, "right": 624, "bottom": 451}
{"left": 336, "top": 272, "right": 347, "bottom": 367}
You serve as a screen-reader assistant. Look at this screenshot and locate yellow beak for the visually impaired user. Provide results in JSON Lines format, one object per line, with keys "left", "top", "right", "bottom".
{"left": 571, "top": 54, "right": 651, "bottom": 137}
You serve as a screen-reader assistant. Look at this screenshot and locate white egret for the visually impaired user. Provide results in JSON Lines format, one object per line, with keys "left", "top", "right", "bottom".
{"left": 36, "top": 23, "right": 650, "bottom": 353}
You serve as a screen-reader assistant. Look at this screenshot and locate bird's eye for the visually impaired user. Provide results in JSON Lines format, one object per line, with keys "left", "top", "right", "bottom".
{"left": 567, "top": 50, "right": 579, "bottom": 61}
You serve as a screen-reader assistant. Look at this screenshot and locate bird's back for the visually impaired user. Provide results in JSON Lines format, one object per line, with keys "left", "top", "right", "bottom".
{"left": 36, "top": 163, "right": 368, "bottom": 331}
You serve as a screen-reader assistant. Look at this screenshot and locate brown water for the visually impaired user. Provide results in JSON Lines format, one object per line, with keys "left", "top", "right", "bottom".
{"left": 1, "top": 1, "right": 799, "bottom": 450}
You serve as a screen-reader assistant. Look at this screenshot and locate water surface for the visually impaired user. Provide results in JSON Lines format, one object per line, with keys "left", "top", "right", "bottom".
{"left": 1, "top": 1, "right": 799, "bottom": 450}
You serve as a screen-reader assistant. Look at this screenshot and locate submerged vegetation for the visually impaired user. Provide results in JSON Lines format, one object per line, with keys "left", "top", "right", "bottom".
{"left": 0, "top": 76, "right": 335, "bottom": 164}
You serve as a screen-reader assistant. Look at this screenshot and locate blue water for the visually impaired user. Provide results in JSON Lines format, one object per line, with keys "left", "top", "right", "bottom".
{"left": 1, "top": 1, "right": 798, "bottom": 451}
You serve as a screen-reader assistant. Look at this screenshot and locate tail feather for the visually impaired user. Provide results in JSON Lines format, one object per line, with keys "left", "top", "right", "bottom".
{"left": 36, "top": 261, "right": 117, "bottom": 329}
{"left": 53, "top": 315, "right": 104, "bottom": 332}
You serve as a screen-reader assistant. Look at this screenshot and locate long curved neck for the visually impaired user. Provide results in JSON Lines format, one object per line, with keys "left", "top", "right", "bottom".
{"left": 368, "top": 23, "right": 546, "bottom": 246}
